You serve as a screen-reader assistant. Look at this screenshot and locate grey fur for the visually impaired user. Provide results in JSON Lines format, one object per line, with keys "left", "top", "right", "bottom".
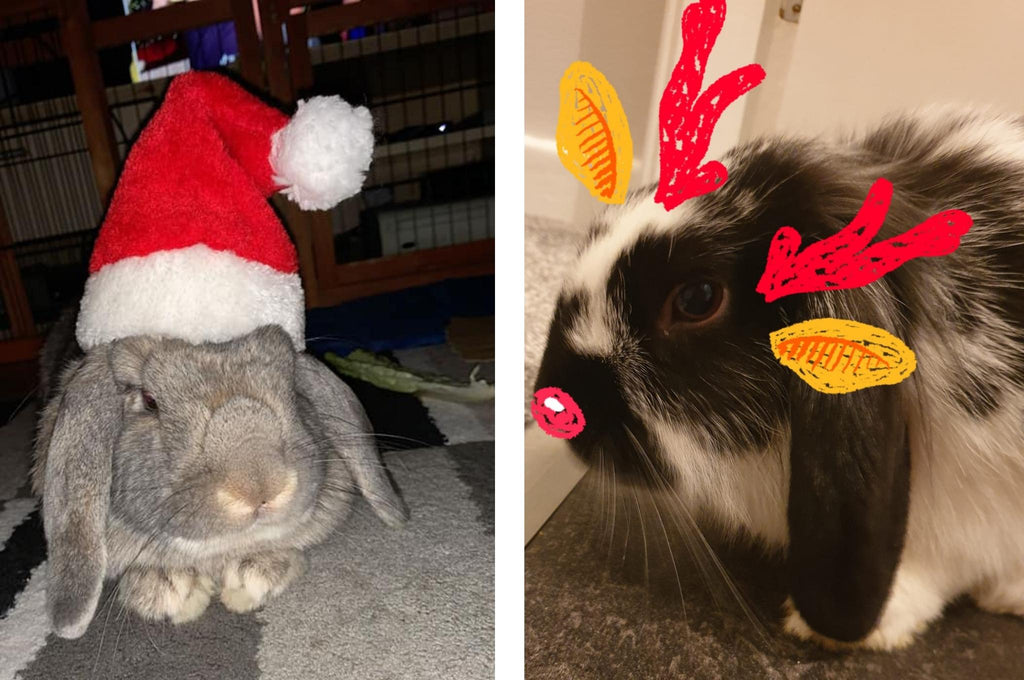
{"left": 295, "top": 354, "right": 409, "bottom": 527}
{"left": 34, "top": 322, "right": 406, "bottom": 638}
{"left": 40, "top": 351, "right": 118, "bottom": 639}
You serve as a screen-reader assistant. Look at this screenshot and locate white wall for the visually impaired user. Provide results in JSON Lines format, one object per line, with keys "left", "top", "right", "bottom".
{"left": 524, "top": 0, "right": 586, "bottom": 226}
{"left": 738, "top": 0, "right": 798, "bottom": 141}
{"left": 635, "top": 0, "right": 770, "bottom": 185}
{"left": 525, "top": 0, "right": 666, "bottom": 229}
{"left": 527, "top": 1, "right": 1024, "bottom": 230}
{"left": 525, "top": 0, "right": 772, "bottom": 228}
{"left": 774, "top": 1, "right": 1024, "bottom": 136}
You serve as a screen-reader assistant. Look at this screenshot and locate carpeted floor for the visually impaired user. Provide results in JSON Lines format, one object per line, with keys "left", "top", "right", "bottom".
{"left": 526, "top": 473, "right": 1024, "bottom": 679}
{"left": 0, "top": 344, "right": 493, "bottom": 680}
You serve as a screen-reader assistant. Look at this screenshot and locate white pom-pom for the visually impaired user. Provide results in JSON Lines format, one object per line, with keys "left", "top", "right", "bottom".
{"left": 270, "top": 96, "right": 374, "bottom": 211}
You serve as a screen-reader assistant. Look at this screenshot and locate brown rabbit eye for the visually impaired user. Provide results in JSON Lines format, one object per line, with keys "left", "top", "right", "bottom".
{"left": 141, "top": 390, "right": 158, "bottom": 412}
{"left": 660, "top": 279, "right": 725, "bottom": 329}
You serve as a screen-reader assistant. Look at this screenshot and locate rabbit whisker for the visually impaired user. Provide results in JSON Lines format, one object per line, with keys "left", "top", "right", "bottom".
{"left": 625, "top": 424, "right": 774, "bottom": 650}
{"left": 311, "top": 412, "right": 434, "bottom": 448}
{"left": 94, "top": 498, "right": 201, "bottom": 673}
{"left": 5, "top": 385, "right": 37, "bottom": 425}
{"left": 625, "top": 426, "right": 688, "bottom": 629}
{"left": 631, "top": 485, "right": 650, "bottom": 589}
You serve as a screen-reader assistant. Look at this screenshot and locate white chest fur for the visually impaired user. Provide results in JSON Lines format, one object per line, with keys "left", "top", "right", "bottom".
{"left": 651, "top": 419, "right": 790, "bottom": 548}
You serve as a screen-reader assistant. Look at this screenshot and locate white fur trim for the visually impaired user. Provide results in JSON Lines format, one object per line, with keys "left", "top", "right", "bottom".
{"left": 76, "top": 244, "right": 305, "bottom": 350}
{"left": 270, "top": 96, "right": 374, "bottom": 211}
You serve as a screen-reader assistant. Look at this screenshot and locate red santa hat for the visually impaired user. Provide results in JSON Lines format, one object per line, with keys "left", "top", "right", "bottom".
{"left": 75, "top": 71, "right": 373, "bottom": 351}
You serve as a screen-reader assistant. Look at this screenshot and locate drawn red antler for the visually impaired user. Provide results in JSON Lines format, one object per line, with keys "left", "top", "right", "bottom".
{"left": 655, "top": 0, "right": 765, "bottom": 211}
{"left": 756, "top": 178, "right": 973, "bottom": 303}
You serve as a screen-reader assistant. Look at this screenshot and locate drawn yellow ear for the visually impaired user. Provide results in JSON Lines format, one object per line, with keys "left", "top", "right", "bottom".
{"left": 770, "top": 318, "right": 917, "bottom": 394}
{"left": 556, "top": 61, "right": 632, "bottom": 204}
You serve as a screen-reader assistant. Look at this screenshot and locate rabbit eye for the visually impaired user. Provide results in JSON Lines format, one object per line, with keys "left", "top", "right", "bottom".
{"left": 140, "top": 390, "right": 158, "bottom": 412}
{"left": 659, "top": 278, "right": 725, "bottom": 329}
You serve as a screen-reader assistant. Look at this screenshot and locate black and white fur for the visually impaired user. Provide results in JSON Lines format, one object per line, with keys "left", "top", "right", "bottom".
{"left": 535, "top": 105, "right": 1024, "bottom": 649}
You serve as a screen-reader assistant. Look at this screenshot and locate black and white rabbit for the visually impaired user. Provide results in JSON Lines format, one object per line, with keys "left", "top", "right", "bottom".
{"left": 535, "top": 105, "right": 1024, "bottom": 649}
{"left": 33, "top": 313, "right": 407, "bottom": 639}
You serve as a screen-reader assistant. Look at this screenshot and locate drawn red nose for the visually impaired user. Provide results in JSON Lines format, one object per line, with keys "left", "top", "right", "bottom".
{"left": 531, "top": 386, "right": 586, "bottom": 439}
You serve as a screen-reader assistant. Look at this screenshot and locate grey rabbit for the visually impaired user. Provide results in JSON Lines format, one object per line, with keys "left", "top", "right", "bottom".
{"left": 33, "top": 309, "right": 407, "bottom": 639}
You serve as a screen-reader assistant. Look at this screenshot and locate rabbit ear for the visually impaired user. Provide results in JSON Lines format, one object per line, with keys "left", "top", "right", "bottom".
{"left": 295, "top": 354, "right": 409, "bottom": 527}
{"left": 41, "top": 350, "right": 122, "bottom": 639}
{"left": 786, "top": 381, "right": 910, "bottom": 642}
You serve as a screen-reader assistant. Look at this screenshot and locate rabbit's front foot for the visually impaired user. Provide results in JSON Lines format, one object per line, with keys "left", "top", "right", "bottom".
{"left": 783, "top": 601, "right": 922, "bottom": 651}
{"left": 783, "top": 563, "right": 947, "bottom": 651}
{"left": 118, "top": 567, "right": 216, "bottom": 624}
{"left": 220, "top": 549, "right": 306, "bottom": 614}
{"left": 973, "top": 568, "right": 1024, "bottom": 616}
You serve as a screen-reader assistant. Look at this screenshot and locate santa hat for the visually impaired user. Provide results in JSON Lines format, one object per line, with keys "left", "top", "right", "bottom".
{"left": 75, "top": 71, "right": 373, "bottom": 351}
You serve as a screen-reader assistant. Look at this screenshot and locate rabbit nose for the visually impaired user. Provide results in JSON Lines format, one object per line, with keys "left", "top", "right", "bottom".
{"left": 217, "top": 469, "right": 298, "bottom": 517}
{"left": 531, "top": 387, "right": 586, "bottom": 439}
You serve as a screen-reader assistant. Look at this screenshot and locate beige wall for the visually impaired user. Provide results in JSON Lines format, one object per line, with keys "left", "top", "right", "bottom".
{"left": 523, "top": 0, "right": 586, "bottom": 149}
{"left": 774, "top": 1, "right": 1024, "bottom": 137}
{"left": 526, "top": 1, "right": 1024, "bottom": 227}
{"left": 739, "top": 0, "right": 798, "bottom": 141}
{"left": 632, "top": 0, "right": 770, "bottom": 186}
{"left": 524, "top": 0, "right": 583, "bottom": 227}
{"left": 525, "top": 0, "right": 773, "bottom": 227}
{"left": 525, "top": 0, "right": 666, "bottom": 228}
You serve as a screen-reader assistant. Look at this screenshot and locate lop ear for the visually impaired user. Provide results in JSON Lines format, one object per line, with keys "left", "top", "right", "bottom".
{"left": 786, "top": 381, "right": 910, "bottom": 642}
{"left": 40, "top": 349, "right": 122, "bottom": 639}
{"left": 295, "top": 353, "right": 409, "bottom": 527}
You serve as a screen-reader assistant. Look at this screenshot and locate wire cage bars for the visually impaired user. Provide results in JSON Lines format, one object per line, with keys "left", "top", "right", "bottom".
{"left": 0, "top": 4, "right": 95, "bottom": 340}
{"left": 302, "top": 2, "right": 495, "bottom": 263}
{"left": 0, "top": 0, "right": 259, "bottom": 341}
{"left": 0, "top": 0, "right": 495, "bottom": 345}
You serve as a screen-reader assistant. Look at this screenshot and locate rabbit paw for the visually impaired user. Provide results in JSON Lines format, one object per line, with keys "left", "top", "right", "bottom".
{"left": 778, "top": 561, "right": 946, "bottom": 651}
{"left": 973, "top": 571, "right": 1024, "bottom": 616}
{"left": 118, "top": 567, "right": 216, "bottom": 624}
{"left": 782, "top": 565, "right": 945, "bottom": 652}
{"left": 782, "top": 601, "right": 919, "bottom": 651}
{"left": 220, "top": 550, "right": 306, "bottom": 614}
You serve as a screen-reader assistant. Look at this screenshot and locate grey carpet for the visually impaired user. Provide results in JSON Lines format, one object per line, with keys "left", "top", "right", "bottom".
{"left": 526, "top": 471, "right": 1024, "bottom": 679}
{"left": 0, "top": 345, "right": 493, "bottom": 680}
{"left": 254, "top": 444, "right": 493, "bottom": 680}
